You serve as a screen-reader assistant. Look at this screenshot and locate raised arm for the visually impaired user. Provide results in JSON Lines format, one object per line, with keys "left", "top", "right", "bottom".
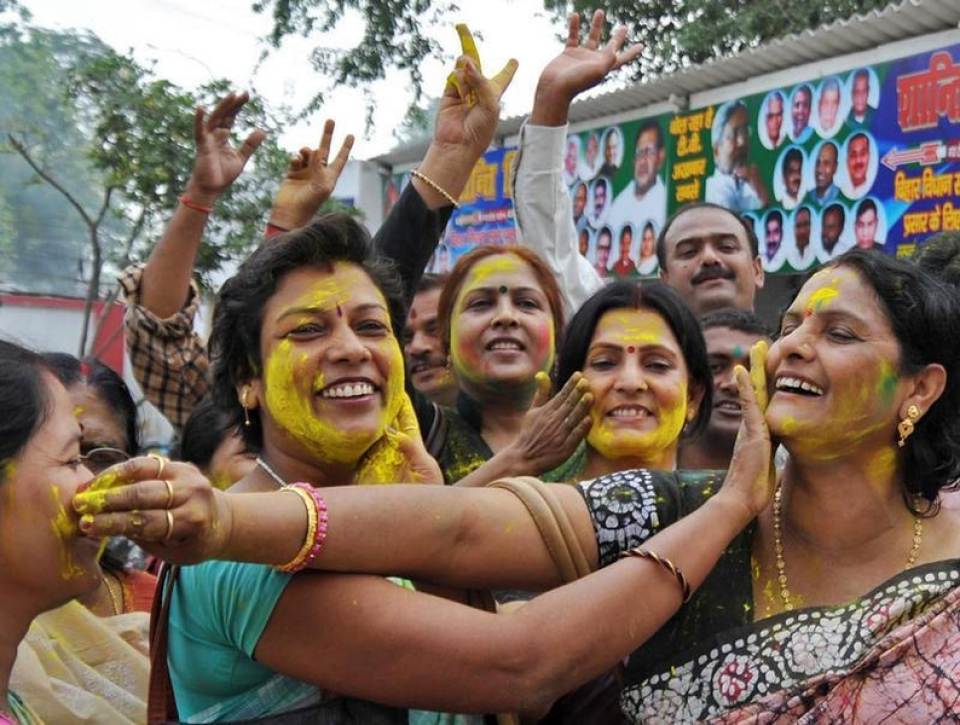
{"left": 376, "top": 25, "right": 518, "bottom": 303}
{"left": 513, "top": 11, "right": 642, "bottom": 313}
{"left": 79, "top": 357, "right": 770, "bottom": 714}
{"left": 140, "top": 92, "right": 265, "bottom": 318}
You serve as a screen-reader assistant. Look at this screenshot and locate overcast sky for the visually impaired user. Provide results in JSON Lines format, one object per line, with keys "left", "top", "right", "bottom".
{"left": 20, "top": 0, "right": 581, "bottom": 159}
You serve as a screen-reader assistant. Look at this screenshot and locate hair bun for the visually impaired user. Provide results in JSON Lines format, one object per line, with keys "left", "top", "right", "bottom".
{"left": 913, "top": 232, "right": 960, "bottom": 289}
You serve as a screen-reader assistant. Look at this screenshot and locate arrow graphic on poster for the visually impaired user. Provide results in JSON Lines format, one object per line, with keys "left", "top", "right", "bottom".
{"left": 881, "top": 141, "right": 944, "bottom": 170}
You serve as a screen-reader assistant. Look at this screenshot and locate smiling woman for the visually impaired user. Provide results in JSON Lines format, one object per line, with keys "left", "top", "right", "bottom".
{"left": 547, "top": 281, "right": 712, "bottom": 482}
{"left": 0, "top": 341, "right": 102, "bottom": 724}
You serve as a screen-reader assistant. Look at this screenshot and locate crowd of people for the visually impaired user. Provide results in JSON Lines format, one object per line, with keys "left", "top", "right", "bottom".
{"left": 3, "top": 10, "right": 960, "bottom": 724}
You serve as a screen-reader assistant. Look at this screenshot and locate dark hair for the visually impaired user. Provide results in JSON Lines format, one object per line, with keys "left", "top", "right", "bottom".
{"left": 856, "top": 198, "right": 877, "bottom": 220}
{"left": 796, "top": 206, "right": 811, "bottom": 221}
{"left": 766, "top": 210, "right": 783, "bottom": 228}
{"left": 824, "top": 203, "right": 846, "bottom": 225}
{"left": 619, "top": 224, "right": 634, "bottom": 243}
{"left": 597, "top": 227, "right": 613, "bottom": 246}
{"left": 643, "top": 221, "right": 655, "bottom": 235}
{"left": 853, "top": 68, "right": 869, "bottom": 83}
{"left": 783, "top": 147, "right": 802, "bottom": 173}
{"left": 849, "top": 131, "right": 868, "bottom": 146}
{"left": 595, "top": 178, "right": 608, "bottom": 193}
{"left": 767, "top": 90, "right": 784, "bottom": 105}
{"left": 700, "top": 308, "right": 770, "bottom": 337}
{"left": 416, "top": 273, "right": 448, "bottom": 295}
{"left": 819, "top": 140, "right": 838, "bottom": 160}
{"left": 656, "top": 202, "right": 760, "bottom": 270}
{"left": 436, "top": 245, "right": 566, "bottom": 361}
{"left": 210, "top": 214, "right": 407, "bottom": 451}
{"left": 912, "top": 232, "right": 960, "bottom": 288}
{"left": 821, "top": 250, "right": 960, "bottom": 508}
{"left": 557, "top": 281, "right": 712, "bottom": 438}
{"left": 635, "top": 119, "right": 664, "bottom": 152}
{"left": 176, "top": 395, "right": 243, "bottom": 472}
{"left": 0, "top": 340, "right": 55, "bottom": 480}
{"left": 717, "top": 101, "right": 746, "bottom": 137}
{"left": 42, "top": 353, "right": 140, "bottom": 455}
{"left": 794, "top": 83, "right": 812, "bottom": 100}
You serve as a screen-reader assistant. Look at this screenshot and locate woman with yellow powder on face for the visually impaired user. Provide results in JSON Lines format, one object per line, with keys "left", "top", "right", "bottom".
{"left": 85, "top": 249, "right": 960, "bottom": 722}
{"left": 419, "top": 245, "right": 595, "bottom": 485}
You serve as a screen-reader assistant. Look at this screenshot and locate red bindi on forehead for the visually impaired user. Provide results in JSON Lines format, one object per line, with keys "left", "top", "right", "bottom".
{"left": 627, "top": 346, "right": 636, "bottom": 354}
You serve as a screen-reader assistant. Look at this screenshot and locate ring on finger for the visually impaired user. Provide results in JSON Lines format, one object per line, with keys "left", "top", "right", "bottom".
{"left": 129, "top": 512, "right": 146, "bottom": 534}
{"left": 163, "top": 479, "right": 175, "bottom": 509}
{"left": 147, "top": 453, "right": 166, "bottom": 479}
{"left": 163, "top": 511, "right": 175, "bottom": 544}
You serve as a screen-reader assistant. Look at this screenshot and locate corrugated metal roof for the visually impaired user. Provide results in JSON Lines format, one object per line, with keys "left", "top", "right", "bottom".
{"left": 373, "top": 0, "right": 960, "bottom": 167}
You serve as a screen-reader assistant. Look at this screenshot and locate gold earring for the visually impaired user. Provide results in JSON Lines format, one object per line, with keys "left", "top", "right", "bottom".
{"left": 897, "top": 404, "right": 921, "bottom": 448}
{"left": 241, "top": 387, "right": 252, "bottom": 427}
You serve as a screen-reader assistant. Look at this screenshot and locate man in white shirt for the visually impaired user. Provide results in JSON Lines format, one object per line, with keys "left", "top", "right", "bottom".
{"left": 845, "top": 132, "right": 872, "bottom": 198}
{"left": 705, "top": 101, "right": 769, "bottom": 213}
{"left": 605, "top": 119, "right": 667, "bottom": 234}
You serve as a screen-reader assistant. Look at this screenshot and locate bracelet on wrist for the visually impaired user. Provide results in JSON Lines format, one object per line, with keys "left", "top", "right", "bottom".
{"left": 264, "top": 221, "right": 291, "bottom": 238}
{"left": 276, "top": 483, "right": 329, "bottom": 573}
{"left": 620, "top": 547, "right": 691, "bottom": 603}
{"left": 410, "top": 169, "right": 460, "bottom": 208}
{"left": 179, "top": 195, "right": 213, "bottom": 215}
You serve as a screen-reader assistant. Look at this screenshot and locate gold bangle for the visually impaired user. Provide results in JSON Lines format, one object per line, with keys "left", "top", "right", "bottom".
{"left": 276, "top": 487, "right": 318, "bottom": 573}
{"left": 410, "top": 169, "right": 460, "bottom": 208}
{"left": 620, "top": 547, "right": 691, "bottom": 603}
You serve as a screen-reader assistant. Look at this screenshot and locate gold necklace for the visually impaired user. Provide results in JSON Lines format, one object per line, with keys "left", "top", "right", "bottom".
{"left": 101, "top": 571, "right": 124, "bottom": 616}
{"left": 772, "top": 482, "right": 923, "bottom": 611}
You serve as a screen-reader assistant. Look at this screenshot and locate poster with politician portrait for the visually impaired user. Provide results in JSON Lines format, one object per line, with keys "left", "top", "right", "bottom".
{"left": 636, "top": 220, "right": 659, "bottom": 276}
{"left": 845, "top": 67, "right": 880, "bottom": 129}
{"left": 818, "top": 202, "right": 854, "bottom": 261}
{"left": 588, "top": 176, "right": 612, "bottom": 227}
{"left": 759, "top": 90, "right": 787, "bottom": 150}
{"left": 580, "top": 131, "right": 602, "bottom": 180}
{"left": 812, "top": 76, "right": 849, "bottom": 138}
{"left": 563, "top": 134, "right": 582, "bottom": 187}
{"left": 788, "top": 83, "right": 815, "bottom": 143}
{"left": 773, "top": 145, "right": 808, "bottom": 210}
{"left": 839, "top": 130, "right": 878, "bottom": 199}
{"left": 598, "top": 126, "right": 625, "bottom": 179}
{"left": 788, "top": 205, "right": 820, "bottom": 270}
{"left": 754, "top": 209, "right": 789, "bottom": 272}
{"left": 852, "top": 196, "right": 887, "bottom": 251}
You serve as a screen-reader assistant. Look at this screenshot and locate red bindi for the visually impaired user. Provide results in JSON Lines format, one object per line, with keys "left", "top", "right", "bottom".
{"left": 336, "top": 304, "right": 343, "bottom": 318}
{"left": 804, "top": 307, "right": 813, "bottom": 318}
{"left": 627, "top": 346, "right": 636, "bottom": 354}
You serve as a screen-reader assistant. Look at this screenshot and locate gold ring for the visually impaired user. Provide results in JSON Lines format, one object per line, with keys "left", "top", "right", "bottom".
{"left": 148, "top": 453, "right": 166, "bottom": 479}
{"left": 129, "top": 512, "right": 146, "bottom": 534}
{"left": 163, "top": 479, "right": 175, "bottom": 508}
{"left": 163, "top": 510, "right": 175, "bottom": 544}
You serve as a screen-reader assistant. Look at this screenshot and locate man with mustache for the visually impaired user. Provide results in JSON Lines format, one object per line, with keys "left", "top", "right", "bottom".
{"left": 803, "top": 141, "right": 840, "bottom": 207}
{"left": 572, "top": 182, "right": 587, "bottom": 224}
{"left": 845, "top": 132, "right": 872, "bottom": 198}
{"left": 403, "top": 274, "right": 458, "bottom": 407}
{"left": 705, "top": 100, "right": 769, "bottom": 212}
{"left": 764, "top": 91, "right": 785, "bottom": 148}
{"left": 764, "top": 210, "right": 783, "bottom": 262}
{"left": 591, "top": 177, "right": 609, "bottom": 224}
{"left": 780, "top": 147, "right": 803, "bottom": 210}
{"left": 854, "top": 198, "right": 882, "bottom": 250}
{"left": 512, "top": 12, "right": 763, "bottom": 316}
{"left": 679, "top": 309, "right": 770, "bottom": 469}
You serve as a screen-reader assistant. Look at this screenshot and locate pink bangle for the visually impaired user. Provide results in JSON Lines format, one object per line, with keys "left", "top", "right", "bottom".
{"left": 179, "top": 195, "right": 213, "bottom": 214}
{"left": 264, "top": 222, "right": 290, "bottom": 238}
{"left": 277, "top": 483, "right": 328, "bottom": 573}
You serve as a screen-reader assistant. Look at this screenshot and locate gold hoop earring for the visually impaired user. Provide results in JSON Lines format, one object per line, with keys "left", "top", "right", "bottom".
{"left": 897, "top": 404, "right": 921, "bottom": 448}
{"left": 241, "top": 387, "right": 252, "bottom": 427}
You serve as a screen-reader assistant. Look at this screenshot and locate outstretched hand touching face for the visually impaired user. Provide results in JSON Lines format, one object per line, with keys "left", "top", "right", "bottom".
{"left": 186, "top": 91, "right": 267, "bottom": 205}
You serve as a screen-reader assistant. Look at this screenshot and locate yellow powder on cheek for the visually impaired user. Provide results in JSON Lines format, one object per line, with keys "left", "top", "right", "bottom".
{"left": 50, "top": 485, "right": 85, "bottom": 580}
{"left": 587, "top": 382, "right": 687, "bottom": 462}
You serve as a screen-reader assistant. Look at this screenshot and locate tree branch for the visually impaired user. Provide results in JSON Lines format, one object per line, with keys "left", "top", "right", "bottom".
{"left": 6, "top": 133, "right": 95, "bottom": 228}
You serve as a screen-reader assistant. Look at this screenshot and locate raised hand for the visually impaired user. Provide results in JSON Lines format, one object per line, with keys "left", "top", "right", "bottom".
{"left": 269, "top": 119, "right": 355, "bottom": 231}
{"left": 185, "top": 91, "right": 267, "bottom": 206}
{"left": 720, "top": 341, "right": 775, "bottom": 518}
{"left": 531, "top": 10, "right": 643, "bottom": 126}
{"left": 434, "top": 24, "right": 518, "bottom": 155}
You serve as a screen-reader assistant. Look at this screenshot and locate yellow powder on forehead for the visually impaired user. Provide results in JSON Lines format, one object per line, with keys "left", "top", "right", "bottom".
{"left": 279, "top": 262, "right": 375, "bottom": 319}
{"left": 462, "top": 254, "right": 524, "bottom": 287}
{"left": 597, "top": 309, "right": 671, "bottom": 347}
{"left": 801, "top": 271, "right": 851, "bottom": 316}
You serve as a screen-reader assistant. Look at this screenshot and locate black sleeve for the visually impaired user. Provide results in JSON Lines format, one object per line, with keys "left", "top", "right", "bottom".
{"left": 373, "top": 183, "right": 454, "bottom": 305}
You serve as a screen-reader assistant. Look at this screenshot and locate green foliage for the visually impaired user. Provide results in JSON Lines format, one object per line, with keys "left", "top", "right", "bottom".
{"left": 543, "top": 0, "right": 893, "bottom": 78}
{"left": 392, "top": 95, "right": 440, "bottom": 146}
{"left": 0, "top": 21, "right": 289, "bottom": 298}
